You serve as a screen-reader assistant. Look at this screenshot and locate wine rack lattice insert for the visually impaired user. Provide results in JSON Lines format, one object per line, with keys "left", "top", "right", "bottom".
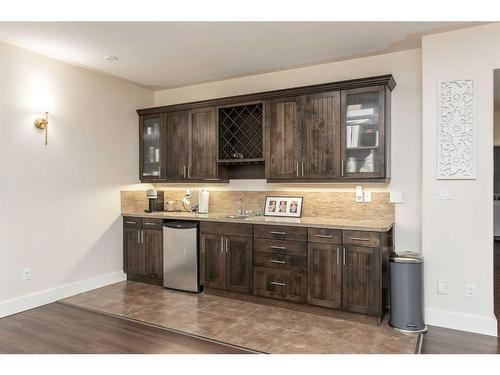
{"left": 218, "top": 103, "right": 263, "bottom": 161}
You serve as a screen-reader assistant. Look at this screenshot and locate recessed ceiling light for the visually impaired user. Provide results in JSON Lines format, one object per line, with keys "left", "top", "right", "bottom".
{"left": 104, "top": 55, "right": 119, "bottom": 61}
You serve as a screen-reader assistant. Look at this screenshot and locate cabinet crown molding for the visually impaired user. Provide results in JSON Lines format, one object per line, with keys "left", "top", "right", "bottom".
{"left": 137, "top": 74, "right": 396, "bottom": 115}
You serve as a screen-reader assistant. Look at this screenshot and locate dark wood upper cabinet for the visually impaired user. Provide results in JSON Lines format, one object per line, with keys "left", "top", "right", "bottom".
{"left": 342, "top": 246, "right": 381, "bottom": 316}
{"left": 165, "top": 110, "right": 189, "bottom": 181}
{"left": 301, "top": 91, "right": 341, "bottom": 179}
{"left": 266, "top": 97, "right": 302, "bottom": 179}
{"left": 139, "top": 114, "right": 166, "bottom": 182}
{"left": 340, "top": 86, "right": 387, "bottom": 180}
{"left": 189, "top": 107, "right": 218, "bottom": 180}
{"left": 200, "top": 234, "right": 226, "bottom": 289}
{"left": 138, "top": 75, "right": 395, "bottom": 183}
{"left": 225, "top": 236, "right": 253, "bottom": 293}
{"left": 307, "top": 243, "right": 342, "bottom": 309}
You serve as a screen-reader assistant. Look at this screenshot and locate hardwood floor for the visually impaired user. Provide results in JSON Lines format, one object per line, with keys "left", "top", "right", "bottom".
{"left": 0, "top": 301, "right": 498, "bottom": 354}
{"left": 0, "top": 303, "right": 251, "bottom": 354}
{"left": 422, "top": 325, "right": 499, "bottom": 354}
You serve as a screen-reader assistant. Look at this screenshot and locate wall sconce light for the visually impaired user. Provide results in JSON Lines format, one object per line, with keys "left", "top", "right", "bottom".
{"left": 34, "top": 112, "right": 50, "bottom": 145}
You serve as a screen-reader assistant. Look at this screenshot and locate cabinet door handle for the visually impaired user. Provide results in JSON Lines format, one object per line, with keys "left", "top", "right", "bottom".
{"left": 301, "top": 161, "right": 304, "bottom": 177}
{"left": 314, "top": 234, "right": 333, "bottom": 239}
{"left": 270, "top": 231, "right": 286, "bottom": 235}
{"left": 270, "top": 281, "right": 286, "bottom": 287}
{"left": 296, "top": 161, "right": 299, "bottom": 177}
{"left": 187, "top": 164, "right": 190, "bottom": 179}
{"left": 349, "top": 237, "right": 370, "bottom": 242}
{"left": 137, "top": 230, "right": 141, "bottom": 244}
{"left": 225, "top": 237, "right": 228, "bottom": 253}
{"left": 269, "top": 259, "right": 286, "bottom": 264}
{"left": 341, "top": 159, "right": 344, "bottom": 177}
{"left": 270, "top": 245, "right": 286, "bottom": 250}
{"left": 144, "top": 222, "right": 157, "bottom": 226}
{"left": 220, "top": 237, "right": 224, "bottom": 253}
{"left": 126, "top": 221, "right": 136, "bottom": 225}
{"left": 183, "top": 165, "right": 186, "bottom": 179}
{"left": 343, "top": 247, "right": 346, "bottom": 266}
{"left": 336, "top": 248, "right": 340, "bottom": 265}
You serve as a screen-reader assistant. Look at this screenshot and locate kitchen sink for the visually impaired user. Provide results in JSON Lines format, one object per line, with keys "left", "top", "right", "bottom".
{"left": 225, "top": 215, "right": 249, "bottom": 220}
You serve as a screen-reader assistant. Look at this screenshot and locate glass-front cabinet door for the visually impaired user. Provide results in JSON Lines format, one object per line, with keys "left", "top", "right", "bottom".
{"left": 341, "top": 86, "right": 386, "bottom": 179}
{"left": 139, "top": 114, "right": 166, "bottom": 181}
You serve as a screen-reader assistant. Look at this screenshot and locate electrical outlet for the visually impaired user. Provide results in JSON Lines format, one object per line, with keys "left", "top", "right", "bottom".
{"left": 436, "top": 280, "right": 447, "bottom": 295}
{"left": 465, "top": 283, "right": 476, "bottom": 298}
{"left": 22, "top": 267, "right": 31, "bottom": 281}
{"left": 363, "top": 191, "right": 372, "bottom": 203}
{"left": 437, "top": 186, "right": 453, "bottom": 200}
{"left": 355, "top": 186, "right": 364, "bottom": 203}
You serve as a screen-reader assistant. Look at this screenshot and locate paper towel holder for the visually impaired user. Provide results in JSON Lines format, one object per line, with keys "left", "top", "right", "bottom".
{"left": 198, "top": 190, "right": 209, "bottom": 214}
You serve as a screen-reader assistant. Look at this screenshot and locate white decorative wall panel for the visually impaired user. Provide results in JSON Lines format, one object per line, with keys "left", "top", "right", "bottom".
{"left": 437, "top": 79, "right": 475, "bottom": 179}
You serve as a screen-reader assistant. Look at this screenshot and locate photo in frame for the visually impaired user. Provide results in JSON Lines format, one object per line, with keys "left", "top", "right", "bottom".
{"left": 264, "top": 196, "right": 303, "bottom": 218}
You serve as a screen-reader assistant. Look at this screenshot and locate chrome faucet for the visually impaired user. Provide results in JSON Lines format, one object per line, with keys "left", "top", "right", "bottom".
{"left": 237, "top": 199, "right": 246, "bottom": 216}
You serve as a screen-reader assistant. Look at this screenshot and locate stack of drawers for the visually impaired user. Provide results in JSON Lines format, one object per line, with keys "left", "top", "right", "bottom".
{"left": 253, "top": 224, "right": 308, "bottom": 302}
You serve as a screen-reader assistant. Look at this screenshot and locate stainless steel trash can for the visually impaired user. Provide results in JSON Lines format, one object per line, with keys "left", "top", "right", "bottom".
{"left": 389, "top": 252, "right": 427, "bottom": 333}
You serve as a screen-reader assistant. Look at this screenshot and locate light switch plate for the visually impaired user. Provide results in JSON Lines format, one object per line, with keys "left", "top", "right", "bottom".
{"left": 355, "top": 186, "right": 364, "bottom": 203}
{"left": 363, "top": 191, "right": 372, "bottom": 203}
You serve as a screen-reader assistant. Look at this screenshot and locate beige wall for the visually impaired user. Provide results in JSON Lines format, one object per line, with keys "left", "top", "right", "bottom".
{"left": 422, "top": 23, "right": 500, "bottom": 336}
{"left": 153, "top": 49, "right": 422, "bottom": 254}
{"left": 0, "top": 42, "right": 154, "bottom": 315}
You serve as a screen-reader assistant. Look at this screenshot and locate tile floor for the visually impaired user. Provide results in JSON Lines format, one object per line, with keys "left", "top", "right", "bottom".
{"left": 61, "top": 281, "right": 418, "bottom": 354}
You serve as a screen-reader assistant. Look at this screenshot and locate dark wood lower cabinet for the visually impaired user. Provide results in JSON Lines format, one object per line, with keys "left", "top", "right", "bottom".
{"left": 225, "top": 236, "right": 253, "bottom": 293}
{"left": 125, "top": 217, "right": 391, "bottom": 319}
{"left": 200, "top": 234, "right": 226, "bottom": 289}
{"left": 123, "top": 217, "right": 163, "bottom": 285}
{"left": 200, "top": 230, "right": 253, "bottom": 294}
{"left": 307, "top": 243, "right": 342, "bottom": 309}
{"left": 342, "top": 246, "right": 381, "bottom": 316}
{"left": 143, "top": 228, "right": 163, "bottom": 279}
{"left": 253, "top": 267, "right": 307, "bottom": 303}
{"left": 124, "top": 226, "right": 143, "bottom": 275}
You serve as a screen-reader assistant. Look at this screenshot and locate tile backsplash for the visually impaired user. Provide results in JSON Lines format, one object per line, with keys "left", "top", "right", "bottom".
{"left": 121, "top": 190, "right": 394, "bottom": 221}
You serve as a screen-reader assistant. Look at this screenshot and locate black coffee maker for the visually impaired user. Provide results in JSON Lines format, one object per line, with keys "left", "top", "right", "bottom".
{"left": 145, "top": 189, "right": 165, "bottom": 212}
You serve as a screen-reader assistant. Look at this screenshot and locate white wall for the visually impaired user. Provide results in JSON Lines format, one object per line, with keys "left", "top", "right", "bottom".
{"left": 494, "top": 109, "right": 500, "bottom": 146}
{"left": 154, "top": 49, "right": 423, "bottom": 254}
{"left": 421, "top": 23, "right": 500, "bottom": 336}
{"left": 0, "top": 42, "right": 153, "bottom": 315}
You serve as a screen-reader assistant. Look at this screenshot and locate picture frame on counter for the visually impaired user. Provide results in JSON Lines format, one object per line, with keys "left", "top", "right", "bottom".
{"left": 264, "top": 196, "right": 303, "bottom": 218}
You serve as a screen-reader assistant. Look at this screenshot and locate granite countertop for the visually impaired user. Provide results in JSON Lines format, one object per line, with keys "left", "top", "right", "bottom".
{"left": 121, "top": 211, "right": 393, "bottom": 232}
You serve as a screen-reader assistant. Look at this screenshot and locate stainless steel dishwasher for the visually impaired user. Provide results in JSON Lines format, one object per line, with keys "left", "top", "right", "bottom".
{"left": 163, "top": 221, "right": 200, "bottom": 292}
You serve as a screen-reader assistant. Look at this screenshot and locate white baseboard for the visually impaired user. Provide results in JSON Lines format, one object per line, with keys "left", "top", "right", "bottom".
{"left": 425, "top": 308, "right": 498, "bottom": 337}
{"left": 0, "top": 271, "right": 126, "bottom": 318}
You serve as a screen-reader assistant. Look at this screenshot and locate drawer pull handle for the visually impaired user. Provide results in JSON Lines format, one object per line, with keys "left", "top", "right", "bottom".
{"left": 269, "top": 259, "right": 286, "bottom": 264}
{"left": 270, "top": 281, "right": 286, "bottom": 287}
{"left": 270, "top": 231, "right": 286, "bottom": 235}
{"left": 315, "top": 234, "right": 333, "bottom": 239}
{"left": 270, "top": 245, "right": 286, "bottom": 250}
{"left": 126, "top": 221, "right": 136, "bottom": 224}
{"left": 144, "top": 222, "right": 157, "bottom": 226}
{"left": 349, "top": 237, "right": 370, "bottom": 241}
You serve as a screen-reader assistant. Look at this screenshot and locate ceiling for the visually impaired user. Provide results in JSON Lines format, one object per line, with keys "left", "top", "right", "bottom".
{"left": 0, "top": 22, "right": 473, "bottom": 90}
